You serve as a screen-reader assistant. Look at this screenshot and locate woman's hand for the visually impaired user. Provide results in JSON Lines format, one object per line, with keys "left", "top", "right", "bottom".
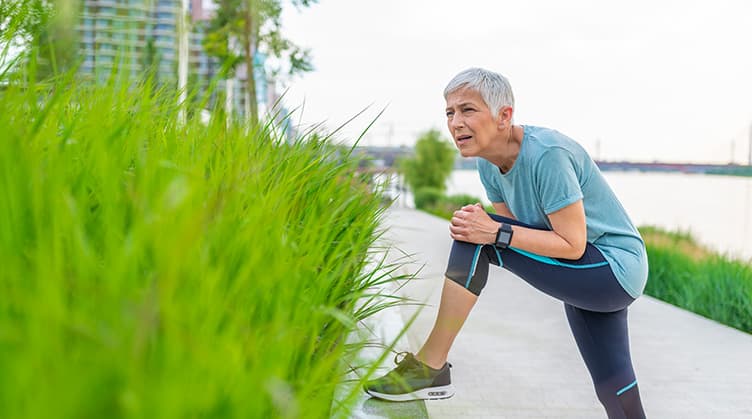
{"left": 449, "top": 203, "right": 500, "bottom": 244}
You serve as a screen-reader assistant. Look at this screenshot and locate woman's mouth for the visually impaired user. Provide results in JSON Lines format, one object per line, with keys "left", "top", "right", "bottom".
{"left": 456, "top": 135, "right": 472, "bottom": 145}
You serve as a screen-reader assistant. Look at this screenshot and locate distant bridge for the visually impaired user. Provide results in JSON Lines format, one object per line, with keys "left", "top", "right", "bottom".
{"left": 354, "top": 146, "right": 752, "bottom": 177}
{"left": 594, "top": 161, "right": 752, "bottom": 176}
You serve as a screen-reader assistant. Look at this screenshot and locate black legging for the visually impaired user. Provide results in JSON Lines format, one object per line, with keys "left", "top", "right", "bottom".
{"left": 445, "top": 213, "right": 647, "bottom": 419}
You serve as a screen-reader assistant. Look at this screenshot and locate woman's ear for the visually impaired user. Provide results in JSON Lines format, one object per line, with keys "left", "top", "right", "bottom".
{"left": 498, "top": 106, "right": 513, "bottom": 128}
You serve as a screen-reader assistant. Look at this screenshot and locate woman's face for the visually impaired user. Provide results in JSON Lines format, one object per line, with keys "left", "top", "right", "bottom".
{"left": 445, "top": 88, "right": 502, "bottom": 158}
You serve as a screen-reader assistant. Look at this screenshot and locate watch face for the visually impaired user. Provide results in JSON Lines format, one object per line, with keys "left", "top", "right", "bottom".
{"left": 497, "top": 231, "right": 511, "bottom": 245}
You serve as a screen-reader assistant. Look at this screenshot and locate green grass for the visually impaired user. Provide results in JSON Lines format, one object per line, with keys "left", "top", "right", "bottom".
{"left": 0, "top": 61, "right": 402, "bottom": 417}
{"left": 639, "top": 226, "right": 752, "bottom": 334}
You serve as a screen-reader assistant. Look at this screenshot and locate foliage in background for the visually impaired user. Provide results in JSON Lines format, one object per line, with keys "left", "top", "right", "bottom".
{"left": 0, "top": 1, "right": 50, "bottom": 49}
{"left": 398, "top": 128, "right": 455, "bottom": 196}
{"left": 639, "top": 227, "right": 752, "bottom": 334}
{"left": 415, "top": 191, "right": 492, "bottom": 219}
{"left": 0, "top": 58, "right": 399, "bottom": 418}
{"left": 397, "top": 129, "right": 489, "bottom": 217}
{"left": 0, "top": 0, "right": 47, "bottom": 73}
{"left": 706, "top": 166, "right": 752, "bottom": 177}
{"left": 412, "top": 187, "right": 444, "bottom": 209}
{"left": 0, "top": 0, "right": 80, "bottom": 79}
{"left": 204, "top": 0, "right": 316, "bottom": 125}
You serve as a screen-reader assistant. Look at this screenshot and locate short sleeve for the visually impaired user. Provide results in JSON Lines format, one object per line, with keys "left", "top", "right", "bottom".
{"left": 477, "top": 159, "right": 504, "bottom": 202}
{"left": 535, "top": 148, "right": 583, "bottom": 214}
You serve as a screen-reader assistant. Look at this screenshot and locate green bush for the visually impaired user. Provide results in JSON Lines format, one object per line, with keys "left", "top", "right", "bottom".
{"left": 421, "top": 194, "right": 491, "bottom": 220}
{"left": 0, "top": 69, "right": 392, "bottom": 418}
{"left": 413, "top": 187, "right": 444, "bottom": 209}
{"left": 398, "top": 129, "right": 455, "bottom": 193}
{"left": 443, "top": 194, "right": 484, "bottom": 207}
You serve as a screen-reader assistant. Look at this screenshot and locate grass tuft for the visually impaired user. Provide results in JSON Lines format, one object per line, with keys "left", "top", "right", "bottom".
{"left": 0, "top": 65, "right": 400, "bottom": 418}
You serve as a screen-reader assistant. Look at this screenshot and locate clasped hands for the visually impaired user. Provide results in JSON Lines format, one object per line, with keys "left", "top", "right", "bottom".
{"left": 449, "top": 203, "right": 501, "bottom": 244}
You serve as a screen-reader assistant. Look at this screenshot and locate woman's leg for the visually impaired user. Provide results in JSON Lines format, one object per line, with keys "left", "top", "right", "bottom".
{"left": 417, "top": 279, "right": 478, "bottom": 369}
{"left": 438, "top": 213, "right": 645, "bottom": 417}
{"left": 367, "top": 212, "right": 646, "bottom": 413}
{"left": 565, "top": 305, "right": 646, "bottom": 419}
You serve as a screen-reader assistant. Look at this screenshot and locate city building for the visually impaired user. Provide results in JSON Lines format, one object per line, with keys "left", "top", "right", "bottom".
{"left": 188, "top": 0, "right": 221, "bottom": 104}
{"left": 77, "top": 0, "right": 283, "bottom": 122}
{"left": 78, "top": 0, "right": 179, "bottom": 82}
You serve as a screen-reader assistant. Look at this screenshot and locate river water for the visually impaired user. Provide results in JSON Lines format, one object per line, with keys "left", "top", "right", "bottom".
{"left": 443, "top": 170, "right": 752, "bottom": 261}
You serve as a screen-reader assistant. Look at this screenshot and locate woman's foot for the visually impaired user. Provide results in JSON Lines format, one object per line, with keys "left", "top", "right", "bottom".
{"left": 363, "top": 352, "right": 454, "bottom": 401}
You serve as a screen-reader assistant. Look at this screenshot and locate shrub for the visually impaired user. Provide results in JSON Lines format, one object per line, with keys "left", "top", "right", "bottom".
{"left": 443, "top": 194, "right": 485, "bottom": 207}
{"left": 422, "top": 194, "right": 491, "bottom": 220}
{"left": 413, "top": 187, "right": 444, "bottom": 209}
{"left": 398, "top": 129, "right": 455, "bottom": 193}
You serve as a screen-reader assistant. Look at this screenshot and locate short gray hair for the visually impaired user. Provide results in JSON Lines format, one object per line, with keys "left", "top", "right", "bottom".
{"left": 443, "top": 68, "right": 515, "bottom": 116}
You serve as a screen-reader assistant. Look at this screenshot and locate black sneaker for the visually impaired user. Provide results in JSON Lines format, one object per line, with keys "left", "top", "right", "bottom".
{"left": 364, "top": 352, "right": 454, "bottom": 401}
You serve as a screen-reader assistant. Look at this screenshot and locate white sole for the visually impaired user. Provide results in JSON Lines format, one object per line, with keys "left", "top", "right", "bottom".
{"left": 366, "top": 384, "right": 455, "bottom": 401}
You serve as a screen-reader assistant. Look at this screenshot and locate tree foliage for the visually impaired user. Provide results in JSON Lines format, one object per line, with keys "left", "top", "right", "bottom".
{"left": 399, "top": 129, "right": 456, "bottom": 193}
{"left": 1, "top": 0, "right": 78, "bottom": 80}
{"left": 203, "top": 0, "right": 316, "bottom": 125}
{"left": 0, "top": 0, "right": 48, "bottom": 47}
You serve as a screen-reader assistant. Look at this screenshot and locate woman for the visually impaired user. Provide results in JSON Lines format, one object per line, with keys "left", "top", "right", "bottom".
{"left": 365, "top": 68, "right": 648, "bottom": 419}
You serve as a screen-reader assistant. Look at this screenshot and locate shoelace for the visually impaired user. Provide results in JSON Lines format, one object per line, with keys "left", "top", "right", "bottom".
{"left": 392, "top": 351, "right": 417, "bottom": 373}
{"left": 393, "top": 352, "right": 452, "bottom": 372}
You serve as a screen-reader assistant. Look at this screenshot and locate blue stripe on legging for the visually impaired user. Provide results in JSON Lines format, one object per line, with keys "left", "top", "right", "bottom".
{"left": 492, "top": 246, "right": 503, "bottom": 268}
{"left": 509, "top": 247, "right": 609, "bottom": 269}
{"left": 464, "top": 245, "right": 483, "bottom": 288}
{"left": 616, "top": 379, "right": 638, "bottom": 396}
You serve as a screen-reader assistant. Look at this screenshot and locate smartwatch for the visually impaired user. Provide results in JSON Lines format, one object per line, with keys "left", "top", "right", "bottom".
{"left": 494, "top": 223, "right": 514, "bottom": 249}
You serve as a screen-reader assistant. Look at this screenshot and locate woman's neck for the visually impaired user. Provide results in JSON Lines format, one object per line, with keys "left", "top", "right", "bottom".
{"left": 487, "top": 125, "right": 522, "bottom": 173}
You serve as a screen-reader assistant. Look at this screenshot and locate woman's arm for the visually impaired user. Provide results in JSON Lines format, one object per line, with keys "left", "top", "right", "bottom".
{"left": 491, "top": 202, "right": 516, "bottom": 219}
{"left": 449, "top": 201, "right": 587, "bottom": 260}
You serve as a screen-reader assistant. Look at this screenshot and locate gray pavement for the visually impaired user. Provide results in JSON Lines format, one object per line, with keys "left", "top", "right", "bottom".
{"left": 340, "top": 207, "right": 752, "bottom": 419}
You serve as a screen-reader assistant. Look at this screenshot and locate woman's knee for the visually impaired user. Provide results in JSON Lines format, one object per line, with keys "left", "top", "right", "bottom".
{"left": 445, "top": 271, "right": 486, "bottom": 296}
{"left": 445, "top": 241, "right": 491, "bottom": 296}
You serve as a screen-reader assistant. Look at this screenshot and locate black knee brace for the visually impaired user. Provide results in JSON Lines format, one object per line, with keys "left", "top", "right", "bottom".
{"left": 445, "top": 242, "right": 494, "bottom": 296}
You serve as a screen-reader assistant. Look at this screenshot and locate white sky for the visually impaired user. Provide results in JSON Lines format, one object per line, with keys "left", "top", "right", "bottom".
{"left": 280, "top": 0, "right": 752, "bottom": 163}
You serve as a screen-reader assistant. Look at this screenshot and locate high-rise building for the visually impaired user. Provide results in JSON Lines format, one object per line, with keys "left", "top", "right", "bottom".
{"left": 188, "top": 0, "right": 216, "bottom": 89}
{"left": 78, "top": 0, "right": 179, "bottom": 82}
{"left": 77, "top": 0, "right": 276, "bottom": 120}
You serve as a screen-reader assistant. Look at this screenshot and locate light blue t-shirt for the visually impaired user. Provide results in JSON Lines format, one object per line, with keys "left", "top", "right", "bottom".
{"left": 477, "top": 125, "right": 648, "bottom": 298}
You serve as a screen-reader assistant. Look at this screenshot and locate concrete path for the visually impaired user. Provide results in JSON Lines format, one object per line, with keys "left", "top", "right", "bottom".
{"left": 341, "top": 207, "right": 752, "bottom": 419}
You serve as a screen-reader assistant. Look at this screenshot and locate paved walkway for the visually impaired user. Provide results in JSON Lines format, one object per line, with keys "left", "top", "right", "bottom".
{"left": 341, "top": 208, "right": 752, "bottom": 419}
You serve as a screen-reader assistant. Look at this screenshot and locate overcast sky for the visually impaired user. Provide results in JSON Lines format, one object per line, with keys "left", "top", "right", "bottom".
{"left": 280, "top": 0, "right": 752, "bottom": 163}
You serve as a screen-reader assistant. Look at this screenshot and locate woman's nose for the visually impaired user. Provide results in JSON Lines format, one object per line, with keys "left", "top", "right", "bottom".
{"left": 450, "top": 114, "right": 464, "bottom": 129}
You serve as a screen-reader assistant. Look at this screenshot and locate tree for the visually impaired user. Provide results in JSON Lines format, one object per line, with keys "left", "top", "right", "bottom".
{"left": 399, "top": 129, "right": 456, "bottom": 194}
{"left": 1, "top": 1, "right": 49, "bottom": 73}
{"left": 1, "top": 1, "right": 45, "bottom": 49}
{"left": 203, "top": 0, "right": 315, "bottom": 126}
{"left": 0, "top": 0, "right": 82, "bottom": 81}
